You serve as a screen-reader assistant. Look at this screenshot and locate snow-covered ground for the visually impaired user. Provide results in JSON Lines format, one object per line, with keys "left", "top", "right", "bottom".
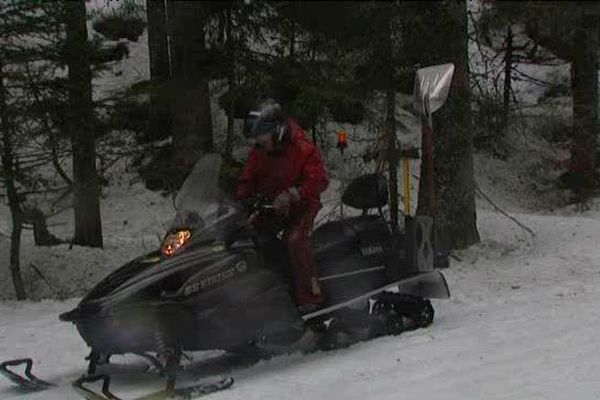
{"left": 2, "top": 198, "right": 600, "bottom": 399}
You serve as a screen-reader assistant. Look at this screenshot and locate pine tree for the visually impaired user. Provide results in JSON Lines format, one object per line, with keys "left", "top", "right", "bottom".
{"left": 0, "top": 0, "right": 67, "bottom": 298}
{"left": 168, "top": 1, "right": 214, "bottom": 167}
{"left": 146, "top": 0, "right": 171, "bottom": 143}
{"left": 0, "top": 56, "right": 26, "bottom": 299}
{"left": 65, "top": 0, "right": 103, "bottom": 248}
{"left": 395, "top": 1, "right": 480, "bottom": 250}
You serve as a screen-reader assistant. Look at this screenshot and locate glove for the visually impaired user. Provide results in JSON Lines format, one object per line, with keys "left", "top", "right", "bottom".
{"left": 247, "top": 210, "right": 261, "bottom": 226}
{"left": 273, "top": 188, "right": 300, "bottom": 217}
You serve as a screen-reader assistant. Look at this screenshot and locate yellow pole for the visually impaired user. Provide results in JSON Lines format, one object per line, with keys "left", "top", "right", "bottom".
{"left": 403, "top": 158, "right": 411, "bottom": 215}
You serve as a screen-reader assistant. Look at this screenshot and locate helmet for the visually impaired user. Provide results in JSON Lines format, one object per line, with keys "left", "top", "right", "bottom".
{"left": 243, "top": 101, "right": 289, "bottom": 143}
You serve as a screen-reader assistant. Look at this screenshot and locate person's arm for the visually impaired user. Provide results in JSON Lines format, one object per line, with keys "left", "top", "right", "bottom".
{"left": 236, "top": 149, "right": 259, "bottom": 201}
{"left": 293, "top": 145, "right": 329, "bottom": 205}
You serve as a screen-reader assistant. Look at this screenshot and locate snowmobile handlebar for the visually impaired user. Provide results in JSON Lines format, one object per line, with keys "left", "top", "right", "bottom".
{"left": 241, "top": 196, "right": 275, "bottom": 212}
{"left": 236, "top": 197, "right": 287, "bottom": 244}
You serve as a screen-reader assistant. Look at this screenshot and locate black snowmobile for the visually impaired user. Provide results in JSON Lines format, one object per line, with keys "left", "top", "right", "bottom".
{"left": 1, "top": 63, "right": 456, "bottom": 400}
{"left": 0, "top": 153, "right": 450, "bottom": 400}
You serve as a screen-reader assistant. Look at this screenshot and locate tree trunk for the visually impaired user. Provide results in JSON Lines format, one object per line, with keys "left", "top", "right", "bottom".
{"left": 146, "top": 0, "right": 172, "bottom": 143}
{"left": 417, "top": 0, "right": 479, "bottom": 250}
{"left": 383, "top": 12, "right": 399, "bottom": 233}
{"left": 9, "top": 213, "right": 25, "bottom": 300}
{"left": 25, "top": 207, "right": 64, "bottom": 246}
{"left": 386, "top": 89, "right": 399, "bottom": 233}
{"left": 503, "top": 25, "right": 513, "bottom": 127}
{"left": 0, "top": 59, "right": 27, "bottom": 300}
{"left": 65, "top": 0, "right": 103, "bottom": 248}
{"left": 224, "top": 5, "right": 235, "bottom": 163}
{"left": 225, "top": 86, "right": 235, "bottom": 163}
{"left": 169, "top": 1, "right": 213, "bottom": 168}
{"left": 569, "top": 14, "right": 598, "bottom": 195}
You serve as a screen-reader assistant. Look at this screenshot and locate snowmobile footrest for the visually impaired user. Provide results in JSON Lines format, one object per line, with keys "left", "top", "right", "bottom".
{"left": 0, "top": 358, "right": 54, "bottom": 392}
{"left": 73, "top": 374, "right": 120, "bottom": 400}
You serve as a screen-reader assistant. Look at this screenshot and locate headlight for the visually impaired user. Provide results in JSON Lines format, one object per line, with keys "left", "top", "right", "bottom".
{"left": 161, "top": 230, "right": 191, "bottom": 258}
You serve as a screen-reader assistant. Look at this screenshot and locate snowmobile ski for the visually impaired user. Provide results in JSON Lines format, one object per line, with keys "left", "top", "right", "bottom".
{"left": 302, "top": 270, "right": 449, "bottom": 321}
{"left": 72, "top": 374, "right": 234, "bottom": 400}
{"left": 0, "top": 358, "right": 54, "bottom": 392}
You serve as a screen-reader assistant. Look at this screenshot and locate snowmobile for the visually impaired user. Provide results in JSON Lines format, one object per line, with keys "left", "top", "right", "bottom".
{"left": 0, "top": 153, "right": 450, "bottom": 399}
{"left": 0, "top": 63, "right": 456, "bottom": 400}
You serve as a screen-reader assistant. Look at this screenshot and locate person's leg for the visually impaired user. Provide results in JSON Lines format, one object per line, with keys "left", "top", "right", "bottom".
{"left": 283, "top": 208, "right": 323, "bottom": 306}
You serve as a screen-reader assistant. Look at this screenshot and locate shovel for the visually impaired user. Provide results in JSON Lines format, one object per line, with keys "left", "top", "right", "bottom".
{"left": 410, "top": 63, "right": 455, "bottom": 216}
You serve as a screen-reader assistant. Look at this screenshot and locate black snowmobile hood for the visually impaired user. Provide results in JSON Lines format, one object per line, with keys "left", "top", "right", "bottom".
{"left": 59, "top": 242, "right": 239, "bottom": 321}
{"left": 60, "top": 153, "right": 251, "bottom": 322}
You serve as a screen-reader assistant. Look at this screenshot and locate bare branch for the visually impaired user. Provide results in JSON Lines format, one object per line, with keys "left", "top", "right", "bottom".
{"left": 475, "top": 184, "right": 536, "bottom": 240}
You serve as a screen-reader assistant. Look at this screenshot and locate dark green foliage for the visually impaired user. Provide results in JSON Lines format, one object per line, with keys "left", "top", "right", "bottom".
{"left": 134, "top": 144, "right": 192, "bottom": 193}
{"left": 274, "top": 1, "right": 371, "bottom": 42}
{"left": 134, "top": 144, "right": 178, "bottom": 192}
{"left": 218, "top": 87, "right": 259, "bottom": 119}
{"left": 195, "top": 48, "right": 234, "bottom": 81}
{"left": 328, "top": 97, "right": 365, "bottom": 125}
{"left": 90, "top": 40, "right": 129, "bottom": 64}
{"left": 93, "top": 13, "right": 146, "bottom": 42}
{"left": 204, "top": 1, "right": 380, "bottom": 131}
{"left": 108, "top": 98, "right": 151, "bottom": 136}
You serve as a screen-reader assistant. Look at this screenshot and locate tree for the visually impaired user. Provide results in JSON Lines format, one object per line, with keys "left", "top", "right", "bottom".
{"left": 0, "top": 57, "right": 26, "bottom": 300}
{"left": 146, "top": 0, "right": 171, "bottom": 143}
{"left": 0, "top": 1, "right": 138, "bottom": 298}
{"left": 65, "top": 0, "right": 103, "bottom": 248}
{"left": 223, "top": 1, "right": 237, "bottom": 163}
{"left": 168, "top": 1, "right": 213, "bottom": 167}
{"left": 405, "top": 1, "right": 480, "bottom": 249}
{"left": 432, "top": 0, "right": 480, "bottom": 249}
{"left": 0, "top": 0, "right": 67, "bottom": 298}
{"left": 485, "top": 1, "right": 600, "bottom": 200}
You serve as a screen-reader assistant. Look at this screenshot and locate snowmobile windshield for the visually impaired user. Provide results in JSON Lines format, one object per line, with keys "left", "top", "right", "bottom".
{"left": 172, "top": 154, "right": 241, "bottom": 242}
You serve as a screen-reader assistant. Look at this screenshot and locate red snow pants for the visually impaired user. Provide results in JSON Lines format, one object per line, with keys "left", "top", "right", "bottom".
{"left": 283, "top": 207, "right": 324, "bottom": 306}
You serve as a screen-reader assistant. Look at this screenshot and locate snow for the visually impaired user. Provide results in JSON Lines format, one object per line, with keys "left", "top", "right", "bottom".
{"left": 2, "top": 201, "right": 600, "bottom": 399}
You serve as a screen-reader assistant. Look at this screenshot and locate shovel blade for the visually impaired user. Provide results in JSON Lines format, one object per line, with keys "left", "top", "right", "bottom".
{"left": 413, "top": 63, "right": 455, "bottom": 115}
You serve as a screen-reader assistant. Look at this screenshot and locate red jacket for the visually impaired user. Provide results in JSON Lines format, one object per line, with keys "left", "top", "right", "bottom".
{"left": 236, "top": 119, "right": 329, "bottom": 209}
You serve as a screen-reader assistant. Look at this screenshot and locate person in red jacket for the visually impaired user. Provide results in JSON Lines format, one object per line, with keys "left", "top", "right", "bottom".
{"left": 237, "top": 101, "right": 329, "bottom": 313}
